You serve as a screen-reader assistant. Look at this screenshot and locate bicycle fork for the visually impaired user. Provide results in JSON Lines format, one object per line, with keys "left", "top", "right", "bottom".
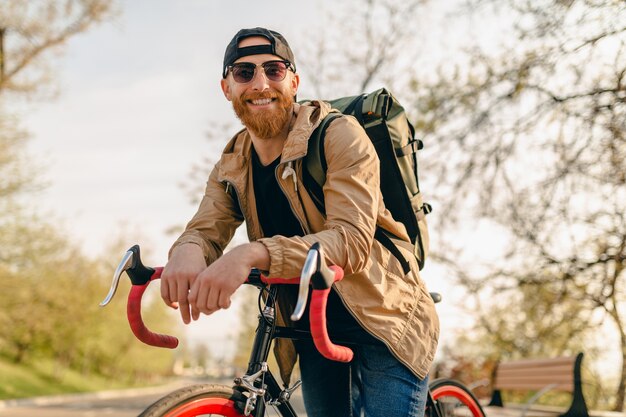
{"left": 233, "top": 286, "right": 300, "bottom": 417}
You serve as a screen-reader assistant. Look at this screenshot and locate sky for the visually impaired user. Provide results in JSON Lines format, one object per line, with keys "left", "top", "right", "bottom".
{"left": 18, "top": 0, "right": 620, "bottom": 377}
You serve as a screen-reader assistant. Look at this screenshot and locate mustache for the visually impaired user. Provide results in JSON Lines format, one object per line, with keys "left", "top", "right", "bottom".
{"left": 242, "top": 91, "right": 279, "bottom": 101}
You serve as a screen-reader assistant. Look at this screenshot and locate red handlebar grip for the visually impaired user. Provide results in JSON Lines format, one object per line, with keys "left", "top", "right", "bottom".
{"left": 127, "top": 268, "right": 178, "bottom": 349}
{"left": 309, "top": 288, "right": 353, "bottom": 362}
{"left": 308, "top": 264, "right": 352, "bottom": 363}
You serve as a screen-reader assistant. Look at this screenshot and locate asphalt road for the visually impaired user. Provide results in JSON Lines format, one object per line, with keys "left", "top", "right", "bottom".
{"left": 0, "top": 381, "right": 307, "bottom": 417}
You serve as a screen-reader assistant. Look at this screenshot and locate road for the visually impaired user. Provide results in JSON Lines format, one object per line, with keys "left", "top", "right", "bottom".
{"left": 0, "top": 381, "right": 306, "bottom": 417}
{"left": 0, "top": 392, "right": 166, "bottom": 417}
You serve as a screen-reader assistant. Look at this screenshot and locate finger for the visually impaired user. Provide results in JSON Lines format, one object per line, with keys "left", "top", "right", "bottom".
{"left": 191, "top": 304, "right": 200, "bottom": 321}
{"left": 218, "top": 291, "right": 232, "bottom": 310}
{"left": 188, "top": 281, "right": 198, "bottom": 305}
{"left": 177, "top": 284, "right": 191, "bottom": 324}
{"left": 160, "top": 273, "right": 172, "bottom": 306}
{"left": 196, "top": 280, "right": 211, "bottom": 315}
{"left": 168, "top": 279, "right": 178, "bottom": 310}
{"left": 188, "top": 282, "right": 201, "bottom": 320}
{"left": 164, "top": 280, "right": 181, "bottom": 309}
{"left": 205, "top": 286, "right": 220, "bottom": 315}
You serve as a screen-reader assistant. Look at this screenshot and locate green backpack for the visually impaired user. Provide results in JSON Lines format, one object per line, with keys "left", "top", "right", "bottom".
{"left": 303, "top": 88, "right": 431, "bottom": 272}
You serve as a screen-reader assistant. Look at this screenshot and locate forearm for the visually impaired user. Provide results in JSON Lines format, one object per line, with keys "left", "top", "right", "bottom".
{"left": 232, "top": 241, "right": 270, "bottom": 272}
{"left": 258, "top": 224, "right": 373, "bottom": 279}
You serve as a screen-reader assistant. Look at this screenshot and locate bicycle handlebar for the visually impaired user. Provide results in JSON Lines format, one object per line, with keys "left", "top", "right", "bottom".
{"left": 100, "top": 243, "right": 354, "bottom": 362}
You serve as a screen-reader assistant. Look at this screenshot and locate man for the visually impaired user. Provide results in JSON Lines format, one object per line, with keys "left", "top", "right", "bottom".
{"left": 161, "top": 27, "right": 439, "bottom": 417}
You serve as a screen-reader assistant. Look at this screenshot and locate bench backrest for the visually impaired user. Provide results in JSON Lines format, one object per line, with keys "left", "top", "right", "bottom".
{"left": 493, "top": 355, "right": 579, "bottom": 392}
{"left": 489, "top": 353, "right": 588, "bottom": 417}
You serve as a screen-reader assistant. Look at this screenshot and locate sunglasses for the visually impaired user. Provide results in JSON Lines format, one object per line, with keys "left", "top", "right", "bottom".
{"left": 227, "top": 60, "right": 294, "bottom": 83}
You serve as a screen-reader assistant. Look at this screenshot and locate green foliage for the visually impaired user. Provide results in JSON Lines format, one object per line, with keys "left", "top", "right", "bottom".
{"left": 0, "top": 221, "right": 178, "bottom": 389}
{"left": 0, "top": 112, "right": 34, "bottom": 205}
{"left": 0, "top": 357, "right": 142, "bottom": 399}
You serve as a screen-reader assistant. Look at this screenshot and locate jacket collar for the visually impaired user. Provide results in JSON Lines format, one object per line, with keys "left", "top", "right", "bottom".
{"left": 218, "top": 100, "right": 331, "bottom": 183}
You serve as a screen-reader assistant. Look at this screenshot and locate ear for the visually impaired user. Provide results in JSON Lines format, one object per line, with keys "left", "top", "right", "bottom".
{"left": 221, "top": 78, "right": 232, "bottom": 101}
{"left": 289, "top": 73, "right": 300, "bottom": 97}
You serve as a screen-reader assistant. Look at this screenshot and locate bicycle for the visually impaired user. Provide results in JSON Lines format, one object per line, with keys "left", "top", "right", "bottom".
{"left": 101, "top": 243, "right": 485, "bottom": 417}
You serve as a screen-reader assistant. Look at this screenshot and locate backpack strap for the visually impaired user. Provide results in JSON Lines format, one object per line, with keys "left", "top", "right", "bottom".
{"left": 304, "top": 110, "right": 411, "bottom": 275}
{"left": 304, "top": 112, "right": 342, "bottom": 214}
{"left": 305, "top": 94, "right": 365, "bottom": 209}
{"left": 374, "top": 228, "right": 411, "bottom": 275}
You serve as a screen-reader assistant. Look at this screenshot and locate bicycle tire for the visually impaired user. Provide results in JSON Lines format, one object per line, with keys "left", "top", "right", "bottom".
{"left": 428, "top": 378, "right": 485, "bottom": 417}
{"left": 138, "top": 384, "right": 243, "bottom": 417}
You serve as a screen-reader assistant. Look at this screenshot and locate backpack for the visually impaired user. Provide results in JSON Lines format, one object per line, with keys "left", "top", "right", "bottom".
{"left": 303, "top": 88, "right": 431, "bottom": 272}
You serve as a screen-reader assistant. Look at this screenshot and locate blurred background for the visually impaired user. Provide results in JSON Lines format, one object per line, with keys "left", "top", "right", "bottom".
{"left": 0, "top": 0, "right": 624, "bottom": 412}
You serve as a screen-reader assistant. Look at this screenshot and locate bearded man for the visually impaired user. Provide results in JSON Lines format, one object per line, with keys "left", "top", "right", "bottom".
{"left": 161, "top": 27, "right": 439, "bottom": 417}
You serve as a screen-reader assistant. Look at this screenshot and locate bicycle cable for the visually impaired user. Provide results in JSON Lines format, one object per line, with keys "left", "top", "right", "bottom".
{"left": 257, "top": 285, "right": 277, "bottom": 327}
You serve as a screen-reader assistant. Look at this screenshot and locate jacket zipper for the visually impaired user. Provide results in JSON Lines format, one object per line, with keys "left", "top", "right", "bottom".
{"left": 274, "top": 163, "right": 310, "bottom": 235}
{"left": 223, "top": 180, "right": 248, "bottom": 224}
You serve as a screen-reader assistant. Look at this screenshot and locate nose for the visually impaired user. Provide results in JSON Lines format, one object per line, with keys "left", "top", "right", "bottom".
{"left": 249, "top": 67, "right": 270, "bottom": 91}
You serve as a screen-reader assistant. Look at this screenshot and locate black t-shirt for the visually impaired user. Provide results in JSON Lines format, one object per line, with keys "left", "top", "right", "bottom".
{"left": 251, "top": 148, "right": 382, "bottom": 346}
{"left": 251, "top": 149, "right": 304, "bottom": 238}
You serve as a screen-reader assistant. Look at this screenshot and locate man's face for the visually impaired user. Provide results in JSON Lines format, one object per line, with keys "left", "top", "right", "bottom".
{"left": 221, "top": 37, "right": 300, "bottom": 139}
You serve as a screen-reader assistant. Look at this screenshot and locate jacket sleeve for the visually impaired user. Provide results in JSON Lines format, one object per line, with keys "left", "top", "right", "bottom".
{"left": 259, "top": 116, "right": 380, "bottom": 278}
{"left": 169, "top": 161, "right": 244, "bottom": 264}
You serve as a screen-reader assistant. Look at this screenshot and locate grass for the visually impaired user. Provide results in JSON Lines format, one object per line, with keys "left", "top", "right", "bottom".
{"left": 0, "top": 357, "right": 142, "bottom": 400}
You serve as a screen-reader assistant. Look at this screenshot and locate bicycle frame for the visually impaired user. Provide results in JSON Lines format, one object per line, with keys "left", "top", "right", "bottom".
{"left": 235, "top": 284, "right": 298, "bottom": 416}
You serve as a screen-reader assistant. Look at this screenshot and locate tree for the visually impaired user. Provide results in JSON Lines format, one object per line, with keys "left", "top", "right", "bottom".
{"left": 297, "top": 0, "right": 427, "bottom": 99}
{"left": 0, "top": 0, "right": 177, "bottom": 388}
{"left": 0, "top": 0, "right": 116, "bottom": 199}
{"left": 0, "top": 113, "right": 33, "bottom": 206}
{"left": 0, "top": 0, "right": 117, "bottom": 238}
{"left": 0, "top": 0, "right": 116, "bottom": 98}
{"left": 0, "top": 223, "right": 178, "bottom": 380}
{"left": 413, "top": 0, "right": 626, "bottom": 410}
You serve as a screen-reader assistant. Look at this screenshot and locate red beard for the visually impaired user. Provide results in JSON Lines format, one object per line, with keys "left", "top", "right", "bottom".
{"left": 232, "top": 90, "right": 293, "bottom": 139}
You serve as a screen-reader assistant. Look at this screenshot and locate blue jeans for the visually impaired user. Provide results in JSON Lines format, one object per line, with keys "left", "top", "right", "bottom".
{"left": 297, "top": 341, "right": 429, "bottom": 417}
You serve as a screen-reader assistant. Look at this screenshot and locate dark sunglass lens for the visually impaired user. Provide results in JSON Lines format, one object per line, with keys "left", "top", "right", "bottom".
{"left": 263, "top": 62, "right": 288, "bottom": 81}
{"left": 231, "top": 64, "right": 255, "bottom": 83}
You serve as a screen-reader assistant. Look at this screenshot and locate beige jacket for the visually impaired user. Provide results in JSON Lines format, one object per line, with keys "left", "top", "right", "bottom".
{"left": 171, "top": 101, "right": 439, "bottom": 383}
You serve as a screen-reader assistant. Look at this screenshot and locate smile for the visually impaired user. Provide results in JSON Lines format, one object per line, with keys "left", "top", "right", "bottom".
{"left": 248, "top": 98, "right": 275, "bottom": 105}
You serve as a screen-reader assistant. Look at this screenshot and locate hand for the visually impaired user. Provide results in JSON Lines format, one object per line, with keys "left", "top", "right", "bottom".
{"left": 188, "top": 242, "right": 269, "bottom": 317}
{"left": 161, "top": 243, "right": 206, "bottom": 324}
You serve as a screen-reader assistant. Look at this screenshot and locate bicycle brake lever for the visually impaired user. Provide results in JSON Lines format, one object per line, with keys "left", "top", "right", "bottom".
{"left": 99, "top": 249, "right": 134, "bottom": 307}
{"left": 291, "top": 247, "right": 318, "bottom": 321}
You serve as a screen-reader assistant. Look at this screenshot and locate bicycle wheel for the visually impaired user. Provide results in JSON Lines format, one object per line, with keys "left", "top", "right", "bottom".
{"left": 428, "top": 378, "right": 485, "bottom": 417}
{"left": 138, "top": 384, "right": 243, "bottom": 417}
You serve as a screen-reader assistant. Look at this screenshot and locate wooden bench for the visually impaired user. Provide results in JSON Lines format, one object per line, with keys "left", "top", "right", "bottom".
{"left": 488, "top": 353, "right": 589, "bottom": 417}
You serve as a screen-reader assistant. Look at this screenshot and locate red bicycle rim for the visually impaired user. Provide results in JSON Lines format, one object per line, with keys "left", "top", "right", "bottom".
{"left": 431, "top": 385, "right": 483, "bottom": 417}
{"left": 163, "top": 397, "right": 241, "bottom": 417}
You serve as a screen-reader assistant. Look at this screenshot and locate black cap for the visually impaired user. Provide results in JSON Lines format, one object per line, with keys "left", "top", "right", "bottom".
{"left": 222, "top": 27, "right": 296, "bottom": 78}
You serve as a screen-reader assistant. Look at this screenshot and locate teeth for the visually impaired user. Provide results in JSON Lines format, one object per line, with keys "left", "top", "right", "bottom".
{"left": 251, "top": 98, "right": 272, "bottom": 105}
